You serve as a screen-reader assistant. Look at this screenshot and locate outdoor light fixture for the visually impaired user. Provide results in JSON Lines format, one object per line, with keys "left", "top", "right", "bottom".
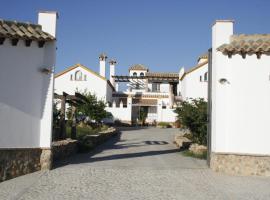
{"left": 219, "top": 78, "right": 230, "bottom": 84}
{"left": 40, "top": 67, "right": 52, "bottom": 75}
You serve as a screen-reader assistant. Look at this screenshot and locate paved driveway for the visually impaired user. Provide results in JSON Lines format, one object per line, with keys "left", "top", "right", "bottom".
{"left": 1, "top": 127, "right": 270, "bottom": 200}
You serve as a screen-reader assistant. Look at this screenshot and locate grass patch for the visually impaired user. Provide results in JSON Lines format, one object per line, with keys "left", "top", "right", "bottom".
{"left": 66, "top": 124, "right": 109, "bottom": 139}
{"left": 181, "top": 150, "right": 207, "bottom": 160}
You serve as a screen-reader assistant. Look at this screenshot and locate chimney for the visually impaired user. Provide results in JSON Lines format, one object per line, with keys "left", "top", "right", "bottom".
{"left": 212, "top": 20, "right": 234, "bottom": 50}
{"left": 99, "top": 53, "right": 107, "bottom": 77}
{"left": 109, "top": 59, "right": 117, "bottom": 87}
{"left": 38, "top": 11, "right": 58, "bottom": 38}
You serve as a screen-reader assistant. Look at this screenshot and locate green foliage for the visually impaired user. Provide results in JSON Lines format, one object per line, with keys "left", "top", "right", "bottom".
{"left": 174, "top": 98, "right": 207, "bottom": 145}
{"left": 53, "top": 102, "right": 60, "bottom": 128}
{"left": 181, "top": 150, "right": 207, "bottom": 160}
{"left": 157, "top": 122, "right": 171, "bottom": 128}
{"left": 138, "top": 107, "right": 148, "bottom": 125}
{"left": 77, "top": 91, "right": 107, "bottom": 123}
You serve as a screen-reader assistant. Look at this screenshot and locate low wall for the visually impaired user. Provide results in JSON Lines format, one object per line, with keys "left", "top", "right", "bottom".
{"left": 0, "top": 148, "right": 51, "bottom": 182}
{"left": 52, "top": 139, "right": 78, "bottom": 161}
{"left": 211, "top": 152, "right": 270, "bottom": 176}
{"left": 78, "top": 127, "right": 118, "bottom": 152}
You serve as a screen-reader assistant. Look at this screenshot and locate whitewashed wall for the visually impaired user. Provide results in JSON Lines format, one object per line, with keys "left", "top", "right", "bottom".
{"left": 181, "top": 63, "right": 208, "bottom": 101}
{"left": 0, "top": 40, "right": 56, "bottom": 148}
{"left": 211, "top": 21, "right": 270, "bottom": 155}
{"left": 55, "top": 66, "right": 113, "bottom": 103}
{"left": 106, "top": 106, "right": 132, "bottom": 122}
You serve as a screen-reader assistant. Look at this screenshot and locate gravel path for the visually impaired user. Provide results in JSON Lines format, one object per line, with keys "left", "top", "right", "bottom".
{"left": 1, "top": 127, "right": 270, "bottom": 200}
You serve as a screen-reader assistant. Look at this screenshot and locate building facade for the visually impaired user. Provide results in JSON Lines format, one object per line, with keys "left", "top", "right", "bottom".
{"left": 179, "top": 54, "right": 208, "bottom": 101}
{"left": 0, "top": 11, "right": 58, "bottom": 181}
{"left": 209, "top": 20, "right": 270, "bottom": 176}
{"left": 106, "top": 64, "right": 179, "bottom": 124}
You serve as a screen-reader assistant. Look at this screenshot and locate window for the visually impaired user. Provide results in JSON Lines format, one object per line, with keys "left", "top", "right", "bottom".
{"left": 133, "top": 72, "right": 137, "bottom": 76}
{"left": 75, "top": 70, "right": 82, "bottom": 81}
{"left": 162, "top": 105, "right": 166, "bottom": 109}
{"left": 140, "top": 72, "right": 144, "bottom": 77}
{"left": 152, "top": 83, "right": 160, "bottom": 92}
{"left": 200, "top": 75, "right": 202, "bottom": 82}
{"left": 204, "top": 72, "right": 208, "bottom": 81}
{"left": 70, "top": 74, "right": 73, "bottom": 81}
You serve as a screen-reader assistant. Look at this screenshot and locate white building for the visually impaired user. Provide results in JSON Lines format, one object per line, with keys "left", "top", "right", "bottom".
{"left": 209, "top": 20, "right": 270, "bottom": 176}
{"left": 54, "top": 54, "right": 114, "bottom": 103}
{"left": 179, "top": 53, "right": 208, "bottom": 100}
{"left": 106, "top": 64, "right": 179, "bottom": 124}
{"left": 0, "top": 11, "right": 58, "bottom": 181}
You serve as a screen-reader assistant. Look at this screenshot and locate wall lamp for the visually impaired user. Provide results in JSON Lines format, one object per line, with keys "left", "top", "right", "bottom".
{"left": 219, "top": 78, "right": 230, "bottom": 85}
{"left": 40, "top": 67, "right": 53, "bottom": 75}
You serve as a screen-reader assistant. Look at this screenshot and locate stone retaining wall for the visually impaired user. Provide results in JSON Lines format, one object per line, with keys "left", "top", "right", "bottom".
{"left": 52, "top": 139, "right": 78, "bottom": 161}
{"left": 0, "top": 148, "right": 51, "bottom": 182}
{"left": 210, "top": 153, "right": 270, "bottom": 176}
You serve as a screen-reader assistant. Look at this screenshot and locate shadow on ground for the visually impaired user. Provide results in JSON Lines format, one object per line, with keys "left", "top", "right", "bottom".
{"left": 54, "top": 127, "right": 179, "bottom": 169}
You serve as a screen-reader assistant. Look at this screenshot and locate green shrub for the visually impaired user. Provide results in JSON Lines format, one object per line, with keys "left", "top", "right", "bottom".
{"left": 157, "top": 122, "right": 171, "bottom": 128}
{"left": 181, "top": 150, "right": 207, "bottom": 160}
{"left": 174, "top": 98, "right": 207, "bottom": 145}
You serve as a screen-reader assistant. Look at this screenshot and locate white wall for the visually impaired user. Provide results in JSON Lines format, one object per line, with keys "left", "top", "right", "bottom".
{"left": 106, "top": 106, "right": 132, "bottom": 122}
{"left": 54, "top": 66, "right": 110, "bottom": 102}
{"left": 0, "top": 40, "right": 55, "bottom": 148}
{"left": 211, "top": 21, "right": 270, "bottom": 155}
{"left": 181, "top": 63, "right": 208, "bottom": 101}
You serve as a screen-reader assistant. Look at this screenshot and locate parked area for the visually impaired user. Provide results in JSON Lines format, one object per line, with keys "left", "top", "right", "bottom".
{"left": 1, "top": 128, "right": 270, "bottom": 200}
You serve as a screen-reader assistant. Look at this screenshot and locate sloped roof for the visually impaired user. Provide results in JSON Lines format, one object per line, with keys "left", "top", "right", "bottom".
{"left": 132, "top": 98, "right": 157, "bottom": 106}
{"left": 180, "top": 60, "right": 208, "bottom": 81}
{"left": 0, "top": 19, "right": 55, "bottom": 41}
{"left": 129, "top": 64, "right": 149, "bottom": 71}
{"left": 55, "top": 63, "right": 115, "bottom": 91}
{"left": 197, "top": 52, "right": 208, "bottom": 62}
{"left": 217, "top": 34, "right": 270, "bottom": 55}
{"left": 146, "top": 72, "right": 179, "bottom": 78}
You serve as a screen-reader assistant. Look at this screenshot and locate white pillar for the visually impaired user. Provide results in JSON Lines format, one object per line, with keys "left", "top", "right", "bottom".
{"left": 38, "top": 11, "right": 58, "bottom": 38}
{"left": 99, "top": 53, "right": 107, "bottom": 77}
{"left": 109, "top": 59, "right": 117, "bottom": 87}
{"left": 211, "top": 20, "right": 234, "bottom": 152}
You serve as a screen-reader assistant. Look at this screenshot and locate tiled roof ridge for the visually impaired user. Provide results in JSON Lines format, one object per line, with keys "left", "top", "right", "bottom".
{"left": 129, "top": 64, "right": 149, "bottom": 71}
{"left": 0, "top": 19, "right": 42, "bottom": 29}
{"left": 217, "top": 34, "right": 270, "bottom": 57}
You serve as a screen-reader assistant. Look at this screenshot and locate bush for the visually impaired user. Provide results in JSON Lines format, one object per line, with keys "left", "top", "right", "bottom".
{"left": 157, "top": 122, "right": 171, "bottom": 128}
{"left": 174, "top": 98, "right": 207, "bottom": 145}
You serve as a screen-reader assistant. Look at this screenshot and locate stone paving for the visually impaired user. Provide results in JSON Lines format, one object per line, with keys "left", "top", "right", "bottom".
{"left": 1, "top": 127, "right": 270, "bottom": 200}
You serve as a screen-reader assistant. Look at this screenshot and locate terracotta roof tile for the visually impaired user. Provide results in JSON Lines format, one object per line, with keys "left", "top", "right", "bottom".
{"left": 0, "top": 20, "right": 54, "bottom": 41}
{"left": 146, "top": 72, "right": 179, "bottom": 78}
{"left": 129, "top": 64, "right": 149, "bottom": 71}
{"left": 217, "top": 34, "right": 270, "bottom": 55}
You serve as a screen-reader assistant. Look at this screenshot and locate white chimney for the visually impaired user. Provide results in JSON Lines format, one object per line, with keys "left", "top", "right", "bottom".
{"left": 99, "top": 53, "right": 107, "bottom": 77}
{"left": 38, "top": 11, "right": 58, "bottom": 38}
{"left": 212, "top": 20, "right": 234, "bottom": 50}
{"left": 109, "top": 59, "right": 117, "bottom": 87}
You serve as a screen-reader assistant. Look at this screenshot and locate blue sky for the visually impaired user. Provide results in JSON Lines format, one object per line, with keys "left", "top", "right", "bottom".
{"left": 1, "top": 0, "right": 270, "bottom": 76}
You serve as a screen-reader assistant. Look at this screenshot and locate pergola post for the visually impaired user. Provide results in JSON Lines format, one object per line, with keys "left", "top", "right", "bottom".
{"left": 71, "top": 105, "right": 77, "bottom": 139}
{"left": 59, "top": 92, "right": 68, "bottom": 139}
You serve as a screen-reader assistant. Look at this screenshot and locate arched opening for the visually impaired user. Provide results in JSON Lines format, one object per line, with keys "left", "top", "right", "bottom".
{"left": 204, "top": 72, "right": 208, "bottom": 81}
{"left": 140, "top": 72, "right": 144, "bottom": 77}
{"left": 133, "top": 72, "right": 137, "bottom": 76}
{"left": 75, "top": 70, "right": 82, "bottom": 81}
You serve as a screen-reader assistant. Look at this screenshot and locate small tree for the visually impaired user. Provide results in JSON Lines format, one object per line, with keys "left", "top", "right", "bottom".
{"left": 77, "top": 91, "right": 107, "bottom": 124}
{"left": 174, "top": 98, "right": 207, "bottom": 145}
{"left": 138, "top": 107, "right": 148, "bottom": 125}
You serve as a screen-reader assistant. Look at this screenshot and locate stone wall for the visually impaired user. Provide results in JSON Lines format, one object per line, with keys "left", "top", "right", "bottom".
{"left": 52, "top": 139, "right": 78, "bottom": 161}
{"left": 0, "top": 148, "right": 51, "bottom": 182}
{"left": 210, "top": 153, "right": 270, "bottom": 176}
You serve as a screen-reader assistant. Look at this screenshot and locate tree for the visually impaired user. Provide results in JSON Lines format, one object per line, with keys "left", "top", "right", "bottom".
{"left": 77, "top": 91, "right": 107, "bottom": 124}
{"left": 174, "top": 98, "right": 207, "bottom": 145}
{"left": 138, "top": 107, "right": 148, "bottom": 125}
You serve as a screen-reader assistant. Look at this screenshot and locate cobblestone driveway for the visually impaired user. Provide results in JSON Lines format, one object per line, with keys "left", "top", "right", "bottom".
{"left": 1, "top": 127, "right": 270, "bottom": 200}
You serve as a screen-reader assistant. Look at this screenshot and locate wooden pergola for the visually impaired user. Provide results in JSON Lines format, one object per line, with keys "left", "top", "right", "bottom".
{"left": 112, "top": 75, "right": 179, "bottom": 83}
{"left": 54, "top": 92, "right": 88, "bottom": 140}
